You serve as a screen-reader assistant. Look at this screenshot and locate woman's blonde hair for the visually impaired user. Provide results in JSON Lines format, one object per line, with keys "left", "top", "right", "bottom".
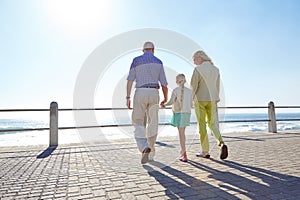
{"left": 193, "top": 50, "right": 213, "bottom": 64}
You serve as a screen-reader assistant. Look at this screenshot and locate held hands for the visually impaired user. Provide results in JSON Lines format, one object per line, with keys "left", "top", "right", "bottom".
{"left": 160, "top": 99, "right": 167, "bottom": 108}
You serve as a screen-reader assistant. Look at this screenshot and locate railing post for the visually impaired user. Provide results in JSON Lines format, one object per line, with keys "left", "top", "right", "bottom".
{"left": 268, "top": 101, "right": 277, "bottom": 133}
{"left": 50, "top": 101, "right": 58, "bottom": 146}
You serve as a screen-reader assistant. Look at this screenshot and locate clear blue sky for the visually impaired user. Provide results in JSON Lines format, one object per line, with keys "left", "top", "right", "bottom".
{"left": 1, "top": 0, "right": 300, "bottom": 110}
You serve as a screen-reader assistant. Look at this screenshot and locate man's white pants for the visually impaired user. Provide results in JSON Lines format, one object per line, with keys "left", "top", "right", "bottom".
{"left": 132, "top": 88, "right": 159, "bottom": 152}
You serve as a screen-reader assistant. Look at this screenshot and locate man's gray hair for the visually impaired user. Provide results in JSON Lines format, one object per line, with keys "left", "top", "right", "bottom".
{"left": 143, "top": 41, "right": 155, "bottom": 50}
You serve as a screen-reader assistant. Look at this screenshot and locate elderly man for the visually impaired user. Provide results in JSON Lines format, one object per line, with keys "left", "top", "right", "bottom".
{"left": 126, "top": 41, "right": 168, "bottom": 164}
{"left": 191, "top": 50, "right": 228, "bottom": 160}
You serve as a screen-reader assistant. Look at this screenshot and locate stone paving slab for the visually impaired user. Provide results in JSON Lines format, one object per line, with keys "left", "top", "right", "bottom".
{"left": 0, "top": 131, "right": 300, "bottom": 199}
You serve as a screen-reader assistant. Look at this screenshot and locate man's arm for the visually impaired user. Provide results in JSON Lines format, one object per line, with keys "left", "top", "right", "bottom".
{"left": 160, "top": 85, "right": 168, "bottom": 106}
{"left": 126, "top": 80, "right": 134, "bottom": 109}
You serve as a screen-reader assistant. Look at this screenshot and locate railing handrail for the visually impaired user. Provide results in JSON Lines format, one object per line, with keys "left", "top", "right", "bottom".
{"left": 2, "top": 105, "right": 300, "bottom": 112}
{"left": 274, "top": 106, "right": 300, "bottom": 109}
{"left": 6, "top": 118, "right": 296, "bottom": 133}
{"left": 1, "top": 101, "right": 300, "bottom": 146}
{"left": 0, "top": 109, "right": 50, "bottom": 112}
{"left": 0, "top": 128, "right": 50, "bottom": 133}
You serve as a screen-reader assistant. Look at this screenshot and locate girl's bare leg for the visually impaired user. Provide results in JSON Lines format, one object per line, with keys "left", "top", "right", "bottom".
{"left": 178, "top": 127, "right": 187, "bottom": 158}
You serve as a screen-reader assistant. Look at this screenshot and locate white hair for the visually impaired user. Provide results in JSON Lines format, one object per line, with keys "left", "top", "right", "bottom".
{"left": 193, "top": 50, "right": 212, "bottom": 62}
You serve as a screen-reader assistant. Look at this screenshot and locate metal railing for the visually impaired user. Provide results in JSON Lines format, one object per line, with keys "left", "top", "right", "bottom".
{"left": 1, "top": 101, "right": 300, "bottom": 147}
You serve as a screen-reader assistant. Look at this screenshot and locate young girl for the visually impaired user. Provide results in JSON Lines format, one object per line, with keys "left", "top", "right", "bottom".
{"left": 163, "top": 74, "right": 193, "bottom": 162}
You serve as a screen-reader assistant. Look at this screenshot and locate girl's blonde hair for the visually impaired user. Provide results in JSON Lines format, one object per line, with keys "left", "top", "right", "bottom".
{"left": 176, "top": 74, "right": 186, "bottom": 111}
{"left": 176, "top": 74, "right": 186, "bottom": 87}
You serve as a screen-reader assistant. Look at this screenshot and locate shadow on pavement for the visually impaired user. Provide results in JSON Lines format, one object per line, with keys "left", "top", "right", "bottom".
{"left": 155, "top": 141, "right": 176, "bottom": 148}
{"left": 189, "top": 159, "right": 300, "bottom": 199}
{"left": 37, "top": 146, "right": 57, "bottom": 158}
{"left": 144, "top": 160, "right": 237, "bottom": 199}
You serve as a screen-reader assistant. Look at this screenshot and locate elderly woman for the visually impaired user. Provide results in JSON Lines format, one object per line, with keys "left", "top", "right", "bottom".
{"left": 190, "top": 50, "right": 228, "bottom": 160}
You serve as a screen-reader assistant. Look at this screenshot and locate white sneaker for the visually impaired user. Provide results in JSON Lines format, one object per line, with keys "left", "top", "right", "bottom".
{"left": 149, "top": 151, "right": 155, "bottom": 161}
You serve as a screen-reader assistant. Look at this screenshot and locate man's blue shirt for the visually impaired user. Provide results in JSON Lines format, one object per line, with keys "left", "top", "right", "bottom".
{"left": 127, "top": 52, "right": 168, "bottom": 88}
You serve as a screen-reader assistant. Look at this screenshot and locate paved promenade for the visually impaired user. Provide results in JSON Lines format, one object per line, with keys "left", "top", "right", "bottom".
{"left": 0, "top": 131, "right": 299, "bottom": 199}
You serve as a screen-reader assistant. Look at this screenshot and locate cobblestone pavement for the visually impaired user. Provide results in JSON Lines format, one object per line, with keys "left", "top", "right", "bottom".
{"left": 0, "top": 131, "right": 299, "bottom": 199}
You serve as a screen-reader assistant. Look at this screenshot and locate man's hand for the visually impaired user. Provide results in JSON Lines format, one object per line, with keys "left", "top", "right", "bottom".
{"left": 160, "top": 99, "right": 167, "bottom": 108}
{"left": 161, "top": 86, "right": 168, "bottom": 106}
{"left": 126, "top": 80, "right": 133, "bottom": 109}
{"left": 126, "top": 98, "right": 131, "bottom": 109}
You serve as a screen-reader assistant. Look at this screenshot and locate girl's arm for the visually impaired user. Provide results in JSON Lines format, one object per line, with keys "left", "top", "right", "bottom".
{"left": 164, "top": 90, "right": 176, "bottom": 106}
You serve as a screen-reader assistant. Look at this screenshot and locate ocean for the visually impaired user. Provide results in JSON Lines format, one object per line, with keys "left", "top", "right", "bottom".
{"left": 0, "top": 112, "right": 300, "bottom": 146}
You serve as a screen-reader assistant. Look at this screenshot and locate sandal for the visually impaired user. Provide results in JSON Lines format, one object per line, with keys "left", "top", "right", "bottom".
{"left": 179, "top": 152, "right": 188, "bottom": 162}
{"left": 141, "top": 147, "right": 151, "bottom": 164}
{"left": 220, "top": 144, "right": 228, "bottom": 160}
{"left": 196, "top": 152, "right": 210, "bottom": 158}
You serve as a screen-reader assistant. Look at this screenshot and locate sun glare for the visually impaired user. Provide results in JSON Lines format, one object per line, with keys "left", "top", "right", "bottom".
{"left": 46, "top": 0, "right": 112, "bottom": 36}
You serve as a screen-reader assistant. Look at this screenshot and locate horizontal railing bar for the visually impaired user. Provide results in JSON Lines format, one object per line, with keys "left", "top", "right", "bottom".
{"left": 0, "top": 109, "right": 49, "bottom": 112}
{"left": 276, "top": 118, "right": 300, "bottom": 121}
{"left": 0, "top": 107, "right": 274, "bottom": 112}
{"left": 61, "top": 107, "right": 269, "bottom": 110}
{"left": 218, "top": 106, "right": 268, "bottom": 109}
{"left": 219, "top": 119, "right": 270, "bottom": 123}
{"left": 1, "top": 106, "right": 300, "bottom": 112}
{"left": 275, "top": 106, "right": 300, "bottom": 109}
{"left": 0, "top": 128, "right": 49, "bottom": 133}
{"left": 58, "top": 124, "right": 129, "bottom": 130}
{"left": 2, "top": 102, "right": 298, "bottom": 146}
{"left": 59, "top": 108, "right": 132, "bottom": 111}
{"left": 1, "top": 118, "right": 299, "bottom": 133}
{"left": 0, "top": 103, "right": 299, "bottom": 134}
{"left": 59, "top": 107, "right": 270, "bottom": 111}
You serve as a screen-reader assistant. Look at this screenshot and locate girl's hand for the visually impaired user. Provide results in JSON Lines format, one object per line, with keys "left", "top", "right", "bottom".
{"left": 160, "top": 100, "right": 166, "bottom": 108}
